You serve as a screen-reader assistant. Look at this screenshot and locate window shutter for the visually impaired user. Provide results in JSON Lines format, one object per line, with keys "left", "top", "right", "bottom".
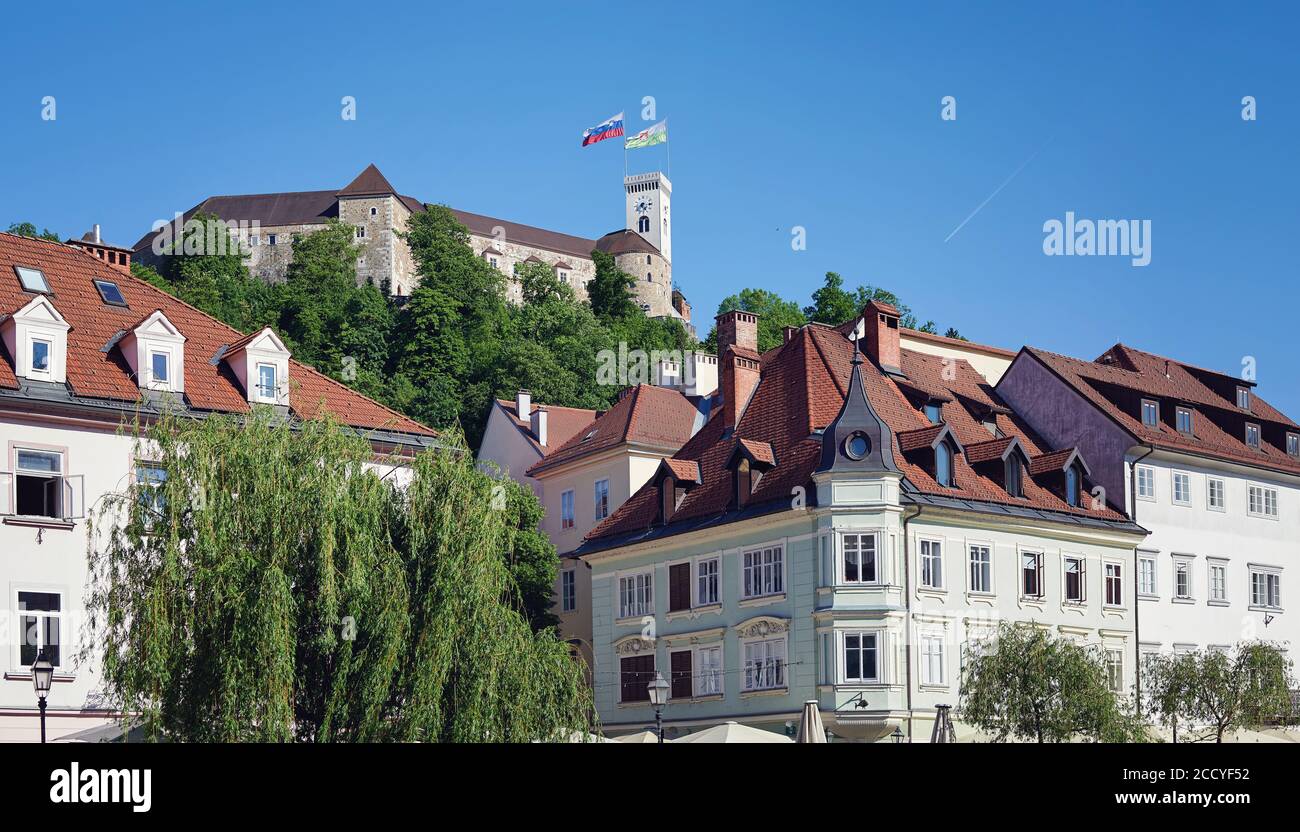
{"left": 621, "top": 655, "right": 654, "bottom": 702}
{"left": 671, "top": 650, "right": 693, "bottom": 699}
{"left": 0, "top": 471, "right": 11, "bottom": 516}
{"left": 62, "top": 474, "right": 84, "bottom": 520}
{"left": 668, "top": 562, "right": 692, "bottom": 612}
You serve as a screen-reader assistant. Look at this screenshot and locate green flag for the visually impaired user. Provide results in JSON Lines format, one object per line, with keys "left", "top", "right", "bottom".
{"left": 625, "top": 120, "right": 667, "bottom": 149}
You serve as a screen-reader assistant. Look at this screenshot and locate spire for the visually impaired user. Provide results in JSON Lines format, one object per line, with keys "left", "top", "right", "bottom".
{"left": 817, "top": 336, "right": 899, "bottom": 474}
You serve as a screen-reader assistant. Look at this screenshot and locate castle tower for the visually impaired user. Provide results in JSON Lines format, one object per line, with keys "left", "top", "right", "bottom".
{"left": 624, "top": 172, "right": 671, "bottom": 264}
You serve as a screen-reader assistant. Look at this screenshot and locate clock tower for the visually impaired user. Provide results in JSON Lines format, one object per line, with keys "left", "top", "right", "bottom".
{"left": 624, "top": 171, "right": 672, "bottom": 264}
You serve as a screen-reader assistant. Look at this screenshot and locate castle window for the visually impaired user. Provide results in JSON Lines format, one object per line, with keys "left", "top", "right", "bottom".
{"left": 646, "top": 255, "right": 652, "bottom": 265}
{"left": 356, "top": 226, "right": 366, "bottom": 239}
{"left": 647, "top": 273, "right": 652, "bottom": 282}
{"left": 370, "top": 206, "right": 378, "bottom": 217}
{"left": 268, "top": 234, "right": 277, "bottom": 246}
{"left": 638, "top": 216, "right": 650, "bottom": 233}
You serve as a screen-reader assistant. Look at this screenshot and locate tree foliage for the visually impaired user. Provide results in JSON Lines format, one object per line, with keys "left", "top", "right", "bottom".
{"left": 708, "top": 287, "right": 807, "bottom": 353}
{"left": 5, "top": 221, "right": 62, "bottom": 241}
{"left": 1143, "top": 643, "right": 1293, "bottom": 742}
{"left": 959, "top": 622, "right": 1145, "bottom": 743}
{"left": 84, "top": 412, "right": 592, "bottom": 742}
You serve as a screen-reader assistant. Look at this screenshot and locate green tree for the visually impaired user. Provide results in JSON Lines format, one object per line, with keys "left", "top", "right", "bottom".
{"left": 960, "top": 622, "right": 1145, "bottom": 743}
{"left": 1146, "top": 643, "right": 1293, "bottom": 742}
{"left": 706, "top": 287, "right": 806, "bottom": 353}
{"left": 157, "top": 212, "right": 276, "bottom": 333}
{"left": 586, "top": 250, "right": 638, "bottom": 321}
{"left": 5, "top": 221, "right": 61, "bottom": 242}
{"left": 84, "top": 412, "right": 593, "bottom": 742}
{"left": 803, "top": 272, "right": 919, "bottom": 329}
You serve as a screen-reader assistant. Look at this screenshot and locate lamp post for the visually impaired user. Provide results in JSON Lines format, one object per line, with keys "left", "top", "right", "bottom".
{"left": 32, "top": 650, "right": 53, "bottom": 744}
{"left": 647, "top": 672, "right": 670, "bottom": 744}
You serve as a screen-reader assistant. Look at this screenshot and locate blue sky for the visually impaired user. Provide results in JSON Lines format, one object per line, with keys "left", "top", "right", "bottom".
{"left": 3, "top": 1, "right": 1298, "bottom": 412}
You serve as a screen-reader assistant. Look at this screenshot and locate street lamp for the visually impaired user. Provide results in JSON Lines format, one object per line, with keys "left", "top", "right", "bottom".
{"left": 890, "top": 725, "right": 904, "bottom": 744}
{"left": 647, "top": 672, "right": 670, "bottom": 744}
{"left": 32, "top": 650, "right": 54, "bottom": 744}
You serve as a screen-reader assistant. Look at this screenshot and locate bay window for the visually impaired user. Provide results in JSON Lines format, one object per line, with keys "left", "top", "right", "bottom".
{"left": 841, "top": 533, "right": 877, "bottom": 584}
{"left": 842, "top": 631, "right": 878, "bottom": 683}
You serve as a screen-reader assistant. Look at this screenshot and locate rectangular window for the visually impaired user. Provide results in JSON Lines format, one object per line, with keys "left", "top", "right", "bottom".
{"left": 561, "top": 570, "right": 576, "bottom": 613}
{"left": 696, "top": 557, "right": 720, "bottom": 606}
{"left": 1141, "top": 399, "right": 1159, "bottom": 427}
{"left": 1237, "top": 386, "right": 1251, "bottom": 410}
{"left": 150, "top": 351, "right": 170, "bottom": 385}
{"left": 1245, "top": 423, "right": 1261, "bottom": 449}
{"left": 93, "top": 279, "right": 126, "bottom": 306}
{"left": 560, "top": 489, "right": 575, "bottom": 530}
{"left": 1107, "top": 650, "right": 1124, "bottom": 694}
{"left": 1172, "top": 471, "right": 1191, "bottom": 505}
{"left": 1251, "top": 570, "right": 1281, "bottom": 609}
{"left": 1136, "top": 465, "right": 1155, "bottom": 500}
{"left": 924, "top": 403, "right": 943, "bottom": 424}
{"left": 593, "top": 479, "right": 610, "bottom": 520}
{"left": 1248, "top": 485, "right": 1279, "bottom": 518}
{"left": 1139, "top": 556, "right": 1156, "bottom": 596}
{"left": 1289, "top": 433, "right": 1300, "bottom": 457}
{"left": 1176, "top": 407, "right": 1193, "bottom": 434}
{"left": 1064, "top": 556, "right": 1086, "bottom": 603}
{"left": 1209, "top": 563, "right": 1227, "bottom": 603}
{"left": 968, "top": 544, "right": 992, "bottom": 594}
{"left": 1207, "top": 478, "right": 1225, "bottom": 511}
{"left": 136, "top": 462, "right": 167, "bottom": 527}
{"left": 668, "top": 562, "right": 692, "bottom": 612}
{"left": 619, "top": 655, "right": 654, "bottom": 703}
{"left": 743, "top": 546, "right": 784, "bottom": 598}
{"left": 1105, "top": 563, "right": 1123, "bottom": 606}
{"left": 618, "top": 571, "right": 653, "bottom": 619}
{"left": 1174, "top": 560, "right": 1192, "bottom": 599}
{"left": 921, "top": 635, "right": 946, "bottom": 686}
{"left": 15, "top": 449, "right": 63, "bottom": 518}
{"left": 696, "top": 645, "right": 722, "bottom": 696}
{"left": 842, "top": 533, "right": 877, "bottom": 584}
{"left": 355, "top": 226, "right": 366, "bottom": 239}
{"left": 256, "top": 363, "right": 277, "bottom": 401}
{"left": 842, "top": 632, "right": 878, "bottom": 683}
{"left": 670, "top": 650, "right": 693, "bottom": 699}
{"left": 1021, "top": 552, "right": 1043, "bottom": 598}
{"left": 920, "top": 539, "right": 944, "bottom": 589}
{"left": 743, "top": 637, "right": 786, "bottom": 691}
{"left": 18, "top": 590, "right": 63, "bottom": 667}
{"left": 267, "top": 234, "right": 277, "bottom": 246}
{"left": 31, "top": 338, "right": 51, "bottom": 373}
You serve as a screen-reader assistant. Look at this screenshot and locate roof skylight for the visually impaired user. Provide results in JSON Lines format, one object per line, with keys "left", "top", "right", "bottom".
{"left": 14, "top": 265, "right": 50, "bottom": 293}
{"left": 94, "top": 279, "right": 127, "bottom": 306}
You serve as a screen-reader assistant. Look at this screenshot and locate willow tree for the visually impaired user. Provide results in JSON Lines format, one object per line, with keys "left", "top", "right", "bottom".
{"left": 84, "top": 411, "right": 593, "bottom": 742}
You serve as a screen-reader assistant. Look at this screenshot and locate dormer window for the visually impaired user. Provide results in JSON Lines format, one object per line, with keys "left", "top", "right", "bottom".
{"left": 1065, "top": 464, "right": 1082, "bottom": 507}
{"left": 736, "top": 458, "right": 752, "bottom": 504}
{"left": 1175, "top": 406, "right": 1193, "bottom": 435}
{"left": 31, "top": 339, "right": 51, "bottom": 375}
{"left": 224, "top": 327, "right": 292, "bottom": 406}
{"left": 14, "top": 265, "right": 50, "bottom": 293}
{"left": 2, "top": 295, "right": 70, "bottom": 384}
{"left": 1245, "top": 423, "right": 1261, "bottom": 449}
{"left": 924, "top": 402, "right": 943, "bottom": 424}
{"left": 1141, "top": 399, "right": 1159, "bottom": 427}
{"left": 1237, "top": 386, "right": 1251, "bottom": 410}
{"left": 119, "top": 310, "right": 186, "bottom": 394}
{"left": 257, "top": 363, "right": 278, "bottom": 402}
{"left": 982, "top": 418, "right": 1001, "bottom": 437}
{"left": 935, "top": 442, "right": 954, "bottom": 487}
{"left": 1005, "top": 453, "right": 1023, "bottom": 498}
{"left": 1288, "top": 433, "right": 1299, "bottom": 457}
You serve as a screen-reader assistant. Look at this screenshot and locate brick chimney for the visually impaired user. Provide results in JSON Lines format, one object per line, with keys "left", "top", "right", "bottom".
{"left": 860, "top": 300, "right": 902, "bottom": 375}
{"left": 69, "top": 225, "right": 132, "bottom": 275}
{"left": 717, "top": 311, "right": 761, "bottom": 432}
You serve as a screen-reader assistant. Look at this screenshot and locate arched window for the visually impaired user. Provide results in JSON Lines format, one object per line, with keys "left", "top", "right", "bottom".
{"left": 647, "top": 272, "right": 653, "bottom": 281}
{"left": 935, "top": 443, "right": 953, "bottom": 488}
{"left": 646, "top": 255, "right": 652, "bottom": 264}
{"left": 1065, "top": 464, "right": 1081, "bottom": 506}
{"left": 638, "top": 216, "right": 650, "bottom": 233}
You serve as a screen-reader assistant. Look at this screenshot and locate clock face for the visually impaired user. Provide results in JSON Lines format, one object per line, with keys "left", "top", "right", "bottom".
{"left": 635, "top": 196, "right": 653, "bottom": 215}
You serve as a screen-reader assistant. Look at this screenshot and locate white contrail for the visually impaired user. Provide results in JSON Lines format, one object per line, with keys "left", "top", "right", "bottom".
{"left": 944, "top": 140, "right": 1051, "bottom": 243}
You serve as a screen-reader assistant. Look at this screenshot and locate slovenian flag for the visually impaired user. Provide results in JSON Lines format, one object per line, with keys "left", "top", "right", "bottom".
{"left": 625, "top": 120, "right": 667, "bottom": 149}
{"left": 581, "top": 112, "right": 625, "bottom": 147}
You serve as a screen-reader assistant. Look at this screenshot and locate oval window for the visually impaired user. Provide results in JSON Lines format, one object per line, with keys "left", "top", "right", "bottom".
{"left": 844, "top": 433, "right": 871, "bottom": 460}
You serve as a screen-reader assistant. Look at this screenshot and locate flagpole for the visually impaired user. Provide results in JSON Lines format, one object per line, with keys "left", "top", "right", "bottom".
{"left": 666, "top": 119, "right": 671, "bottom": 179}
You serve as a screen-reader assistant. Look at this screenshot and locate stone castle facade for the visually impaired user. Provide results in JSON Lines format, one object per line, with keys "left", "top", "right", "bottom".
{"left": 132, "top": 164, "right": 692, "bottom": 334}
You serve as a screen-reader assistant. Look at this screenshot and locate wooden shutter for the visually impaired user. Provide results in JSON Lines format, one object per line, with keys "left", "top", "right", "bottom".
{"left": 668, "top": 562, "right": 692, "bottom": 612}
{"left": 671, "top": 650, "right": 693, "bottom": 699}
{"left": 620, "top": 655, "right": 654, "bottom": 702}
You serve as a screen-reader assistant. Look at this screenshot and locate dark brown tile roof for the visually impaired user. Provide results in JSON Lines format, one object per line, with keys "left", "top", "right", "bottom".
{"left": 587, "top": 325, "right": 1123, "bottom": 543}
{"left": 450, "top": 209, "right": 597, "bottom": 259}
{"left": 493, "top": 398, "right": 598, "bottom": 457}
{"left": 593, "top": 229, "right": 660, "bottom": 257}
{"left": 527, "top": 384, "right": 700, "bottom": 476}
{"left": 1022, "top": 344, "right": 1300, "bottom": 476}
{"left": 337, "top": 163, "right": 398, "bottom": 198}
{"left": 0, "top": 233, "right": 435, "bottom": 440}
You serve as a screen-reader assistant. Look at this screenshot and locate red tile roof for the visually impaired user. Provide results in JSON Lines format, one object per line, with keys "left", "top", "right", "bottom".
{"left": 587, "top": 325, "right": 1124, "bottom": 542}
{"left": 0, "top": 232, "right": 435, "bottom": 440}
{"left": 1022, "top": 344, "right": 1300, "bottom": 476}
{"left": 735, "top": 438, "right": 776, "bottom": 466}
{"left": 493, "top": 398, "right": 598, "bottom": 457}
{"left": 661, "top": 458, "right": 702, "bottom": 483}
{"left": 527, "top": 384, "right": 701, "bottom": 476}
